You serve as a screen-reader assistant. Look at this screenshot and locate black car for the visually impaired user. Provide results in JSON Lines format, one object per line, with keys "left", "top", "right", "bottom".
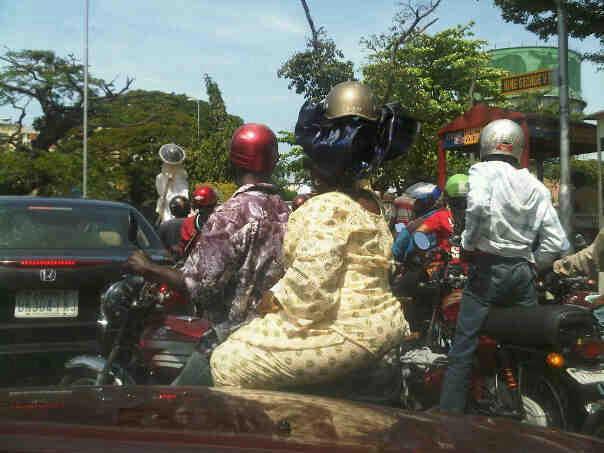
{"left": 0, "top": 197, "right": 170, "bottom": 385}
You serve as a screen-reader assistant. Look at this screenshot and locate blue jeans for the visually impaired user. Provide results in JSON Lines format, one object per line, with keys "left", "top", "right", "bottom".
{"left": 439, "top": 255, "right": 537, "bottom": 413}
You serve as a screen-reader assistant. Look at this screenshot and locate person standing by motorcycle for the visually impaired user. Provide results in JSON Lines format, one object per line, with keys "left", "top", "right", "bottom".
{"left": 439, "top": 119, "right": 568, "bottom": 414}
{"left": 178, "top": 185, "right": 218, "bottom": 258}
{"left": 127, "top": 123, "right": 289, "bottom": 341}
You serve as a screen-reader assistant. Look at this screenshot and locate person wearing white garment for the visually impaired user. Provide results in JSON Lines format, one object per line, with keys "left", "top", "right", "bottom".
{"left": 439, "top": 118, "right": 569, "bottom": 414}
{"left": 155, "top": 143, "right": 189, "bottom": 224}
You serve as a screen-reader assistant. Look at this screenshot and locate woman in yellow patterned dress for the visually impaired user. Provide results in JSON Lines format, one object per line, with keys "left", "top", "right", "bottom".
{"left": 209, "top": 82, "right": 419, "bottom": 389}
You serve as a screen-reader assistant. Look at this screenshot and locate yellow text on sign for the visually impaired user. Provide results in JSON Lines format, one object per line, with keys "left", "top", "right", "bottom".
{"left": 501, "top": 69, "right": 552, "bottom": 95}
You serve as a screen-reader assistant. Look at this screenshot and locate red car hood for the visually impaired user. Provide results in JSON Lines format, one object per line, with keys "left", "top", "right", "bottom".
{"left": 0, "top": 385, "right": 601, "bottom": 452}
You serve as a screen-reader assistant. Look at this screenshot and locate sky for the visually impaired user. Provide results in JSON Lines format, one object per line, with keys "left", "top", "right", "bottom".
{"left": 1, "top": 0, "right": 603, "bottom": 136}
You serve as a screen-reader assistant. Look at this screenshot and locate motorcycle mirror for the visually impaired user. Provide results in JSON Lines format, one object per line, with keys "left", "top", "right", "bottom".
{"left": 412, "top": 231, "right": 433, "bottom": 251}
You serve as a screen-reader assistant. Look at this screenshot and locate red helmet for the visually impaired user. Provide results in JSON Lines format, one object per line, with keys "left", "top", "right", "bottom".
{"left": 230, "top": 123, "right": 278, "bottom": 174}
{"left": 192, "top": 185, "right": 218, "bottom": 207}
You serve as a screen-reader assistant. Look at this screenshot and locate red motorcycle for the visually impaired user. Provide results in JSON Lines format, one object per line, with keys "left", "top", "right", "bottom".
{"left": 61, "top": 275, "right": 211, "bottom": 386}
{"left": 62, "top": 246, "right": 604, "bottom": 437}
{"left": 397, "top": 233, "right": 604, "bottom": 437}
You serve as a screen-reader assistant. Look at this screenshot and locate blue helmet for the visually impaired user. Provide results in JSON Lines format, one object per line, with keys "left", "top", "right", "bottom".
{"left": 404, "top": 182, "right": 442, "bottom": 217}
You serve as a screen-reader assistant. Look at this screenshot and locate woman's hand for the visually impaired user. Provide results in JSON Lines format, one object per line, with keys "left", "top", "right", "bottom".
{"left": 126, "top": 250, "right": 153, "bottom": 276}
{"left": 257, "top": 291, "right": 281, "bottom": 314}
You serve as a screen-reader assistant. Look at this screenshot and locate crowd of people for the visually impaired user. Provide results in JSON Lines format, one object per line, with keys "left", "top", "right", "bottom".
{"left": 127, "top": 80, "right": 598, "bottom": 414}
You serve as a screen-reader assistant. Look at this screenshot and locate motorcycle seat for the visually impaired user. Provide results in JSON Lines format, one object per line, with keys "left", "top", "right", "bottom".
{"left": 481, "top": 304, "right": 593, "bottom": 347}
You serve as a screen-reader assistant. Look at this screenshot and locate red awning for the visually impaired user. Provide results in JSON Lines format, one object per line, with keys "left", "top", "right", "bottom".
{"left": 438, "top": 103, "right": 526, "bottom": 137}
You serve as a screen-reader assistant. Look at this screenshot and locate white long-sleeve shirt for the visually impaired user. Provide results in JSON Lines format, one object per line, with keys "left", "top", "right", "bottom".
{"left": 462, "top": 161, "right": 569, "bottom": 268}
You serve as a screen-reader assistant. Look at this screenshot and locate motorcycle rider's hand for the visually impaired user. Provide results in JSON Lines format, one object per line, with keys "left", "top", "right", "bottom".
{"left": 127, "top": 250, "right": 153, "bottom": 276}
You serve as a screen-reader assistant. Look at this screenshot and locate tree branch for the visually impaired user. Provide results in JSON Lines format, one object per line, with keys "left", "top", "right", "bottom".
{"left": 299, "top": 0, "right": 320, "bottom": 52}
{"left": 0, "top": 81, "right": 36, "bottom": 98}
{"left": 382, "top": 0, "right": 442, "bottom": 103}
{"left": 0, "top": 99, "right": 30, "bottom": 150}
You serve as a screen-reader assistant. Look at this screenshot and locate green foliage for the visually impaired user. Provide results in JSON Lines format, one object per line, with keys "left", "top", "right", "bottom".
{"left": 493, "top": 0, "right": 604, "bottom": 68}
{"left": 277, "top": 29, "right": 354, "bottom": 100}
{"left": 187, "top": 75, "right": 243, "bottom": 185}
{"left": 2, "top": 86, "right": 242, "bottom": 208}
{"left": 362, "top": 24, "right": 506, "bottom": 191}
{"left": 544, "top": 158, "right": 604, "bottom": 185}
{"left": 273, "top": 130, "right": 309, "bottom": 187}
{"left": 0, "top": 49, "right": 133, "bottom": 150}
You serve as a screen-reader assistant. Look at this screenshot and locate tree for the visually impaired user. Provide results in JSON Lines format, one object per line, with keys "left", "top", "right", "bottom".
{"left": 187, "top": 75, "right": 243, "bottom": 184}
{"left": 493, "top": 0, "right": 604, "bottom": 68}
{"left": 1, "top": 88, "right": 242, "bottom": 210}
{"left": 0, "top": 49, "right": 133, "bottom": 151}
{"left": 362, "top": 24, "right": 506, "bottom": 190}
{"left": 365, "top": 0, "right": 443, "bottom": 103}
{"left": 272, "top": 130, "right": 310, "bottom": 195}
{"left": 277, "top": 0, "right": 354, "bottom": 99}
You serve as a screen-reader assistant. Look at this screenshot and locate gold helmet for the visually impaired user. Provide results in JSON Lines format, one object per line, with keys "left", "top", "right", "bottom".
{"left": 324, "top": 81, "right": 379, "bottom": 122}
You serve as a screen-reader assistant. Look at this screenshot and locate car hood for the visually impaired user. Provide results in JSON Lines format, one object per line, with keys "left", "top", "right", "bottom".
{"left": 0, "top": 385, "right": 601, "bottom": 452}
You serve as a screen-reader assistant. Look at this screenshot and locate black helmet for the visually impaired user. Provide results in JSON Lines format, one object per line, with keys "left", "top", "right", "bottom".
{"left": 169, "top": 196, "right": 190, "bottom": 218}
{"left": 295, "top": 85, "right": 419, "bottom": 181}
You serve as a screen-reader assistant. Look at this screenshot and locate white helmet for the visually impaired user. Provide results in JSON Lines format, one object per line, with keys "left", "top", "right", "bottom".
{"left": 479, "top": 119, "right": 524, "bottom": 162}
{"left": 158, "top": 143, "right": 186, "bottom": 165}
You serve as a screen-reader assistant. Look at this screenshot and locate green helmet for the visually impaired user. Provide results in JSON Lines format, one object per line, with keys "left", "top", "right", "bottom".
{"left": 445, "top": 174, "right": 469, "bottom": 198}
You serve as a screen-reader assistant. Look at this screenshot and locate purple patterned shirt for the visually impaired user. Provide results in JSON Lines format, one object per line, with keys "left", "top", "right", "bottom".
{"left": 182, "top": 184, "right": 289, "bottom": 326}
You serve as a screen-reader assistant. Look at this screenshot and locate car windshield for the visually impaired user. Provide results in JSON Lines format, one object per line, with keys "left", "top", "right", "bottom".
{"left": 0, "top": 204, "right": 150, "bottom": 249}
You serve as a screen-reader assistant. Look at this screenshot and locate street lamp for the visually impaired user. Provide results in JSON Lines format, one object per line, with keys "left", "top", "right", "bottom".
{"left": 82, "top": 0, "right": 89, "bottom": 198}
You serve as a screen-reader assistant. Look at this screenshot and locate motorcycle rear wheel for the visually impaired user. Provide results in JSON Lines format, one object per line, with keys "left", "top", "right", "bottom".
{"left": 521, "top": 374, "right": 565, "bottom": 429}
{"left": 520, "top": 395, "right": 548, "bottom": 427}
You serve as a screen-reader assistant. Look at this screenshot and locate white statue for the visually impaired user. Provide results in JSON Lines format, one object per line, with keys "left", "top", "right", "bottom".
{"left": 155, "top": 143, "right": 189, "bottom": 224}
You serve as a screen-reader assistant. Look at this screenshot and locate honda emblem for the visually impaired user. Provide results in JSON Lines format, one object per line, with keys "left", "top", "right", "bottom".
{"left": 40, "top": 268, "right": 57, "bottom": 282}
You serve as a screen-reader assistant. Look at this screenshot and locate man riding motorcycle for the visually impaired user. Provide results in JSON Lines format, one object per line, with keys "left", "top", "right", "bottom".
{"left": 391, "top": 182, "right": 451, "bottom": 262}
{"left": 204, "top": 81, "right": 419, "bottom": 389}
{"left": 178, "top": 184, "right": 218, "bottom": 258}
{"left": 127, "top": 123, "right": 289, "bottom": 344}
{"left": 159, "top": 195, "right": 190, "bottom": 257}
{"left": 163, "top": 81, "right": 418, "bottom": 388}
{"left": 439, "top": 119, "right": 569, "bottom": 414}
{"left": 444, "top": 173, "right": 469, "bottom": 238}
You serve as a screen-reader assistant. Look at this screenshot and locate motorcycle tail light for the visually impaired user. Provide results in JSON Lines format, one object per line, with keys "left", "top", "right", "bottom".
{"left": 546, "top": 352, "right": 565, "bottom": 368}
{"left": 574, "top": 340, "right": 604, "bottom": 360}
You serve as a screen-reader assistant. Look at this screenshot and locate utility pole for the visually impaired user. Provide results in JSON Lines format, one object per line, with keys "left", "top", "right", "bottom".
{"left": 82, "top": 0, "right": 89, "bottom": 198}
{"left": 197, "top": 99, "right": 200, "bottom": 141}
{"left": 556, "top": 0, "right": 572, "bottom": 242}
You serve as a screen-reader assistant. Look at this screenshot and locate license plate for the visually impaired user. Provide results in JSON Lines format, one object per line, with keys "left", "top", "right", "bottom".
{"left": 566, "top": 367, "right": 604, "bottom": 385}
{"left": 14, "top": 290, "right": 78, "bottom": 318}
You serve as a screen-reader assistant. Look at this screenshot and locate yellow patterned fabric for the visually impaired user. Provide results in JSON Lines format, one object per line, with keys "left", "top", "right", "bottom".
{"left": 211, "top": 191, "right": 409, "bottom": 388}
